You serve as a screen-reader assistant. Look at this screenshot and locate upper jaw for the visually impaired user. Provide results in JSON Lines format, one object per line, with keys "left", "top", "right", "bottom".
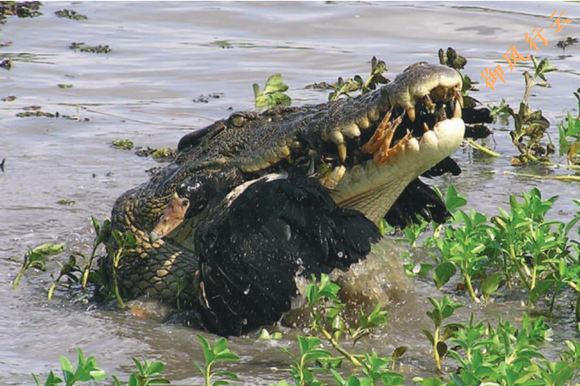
{"left": 318, "top": 63, "right": 466, "bottom": 222}
{"left": 382, "top": 62, "right": 463, "bottom": 123}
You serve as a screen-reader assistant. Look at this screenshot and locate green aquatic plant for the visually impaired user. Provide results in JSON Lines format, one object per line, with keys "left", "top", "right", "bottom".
{"left": 423, "top": 296, "right": 463, "bottom": 372}
{"left": 253, "top": 74, "right": 292, "bottom": 108}
{"left": 305, "top": 56, "right": 389, "bottom": 102}
{"left": 69, "top": 42, "right": 112, "bottom": 54}
{"left": 57, "top": 199, "right": 76, "bottom": 205}
{"left": 112, "top": 139, "right": 135, "bottom": 150}
{"left": 105, "top": 228, "right": 137, "bottom": 309}
{"left": 47, "top": 253, "right": 83, "bottom": 300}
{"left": 191, "top": 334, "right": 239, "bottom": 386}
{"left": 55, "top": 9, "right": 87, "bottom": 20}
{"left": 557, "top": 89, "right": 580, "bottom": 164}
{"left": 414, "top": 313, "right": 578, "bottom": 386}
{"left": 489, "top": 57, "right": 555, "bottom": 165}
{"left": 32, "top": 349, "right": 106, "bottom": 386}
{"left": 400, "top": 186, "right": 580, "bottom": 319}
{"left": 112, "top": 358, "right": 169, "bottom": 386}
{"left": 0, "top": 1, "right": 42, "bottom": 21}
{"left": 12, "top": 242, "right": 64, "bottom": 289}
{"left": 32, "top": 348, "right": 169, "bottom": 386}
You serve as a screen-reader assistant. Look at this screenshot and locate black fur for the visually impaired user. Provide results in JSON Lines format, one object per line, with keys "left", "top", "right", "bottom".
{"left": 194, "top": 176, "right": 381, "bottom": 336}
{"left": 384, "top": 178, "right": 449, "bottom": 228}
{"left": 421, "top": 157, "right": 461, "bottom": 178}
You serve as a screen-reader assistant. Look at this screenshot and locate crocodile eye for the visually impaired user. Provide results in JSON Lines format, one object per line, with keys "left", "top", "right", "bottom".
{"left": 232, "top": 116, "right": 245, "bottom": 128}
{"left": 182, "top": 199, "right": 190, "bottom": 207}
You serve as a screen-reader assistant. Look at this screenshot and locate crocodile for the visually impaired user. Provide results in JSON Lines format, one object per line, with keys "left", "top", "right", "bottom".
{"left": 102, "top": 62, "right": 468, "bottom": 336}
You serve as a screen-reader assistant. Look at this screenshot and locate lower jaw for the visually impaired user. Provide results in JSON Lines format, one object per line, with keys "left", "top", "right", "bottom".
{"left": 330, "top": 117, "right": 465, "bottom": 223}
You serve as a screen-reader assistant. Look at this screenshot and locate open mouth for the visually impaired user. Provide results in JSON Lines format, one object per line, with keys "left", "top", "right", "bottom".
{"left": 359, "top": 85, "right": 463, "bottom": 166}
{"left": 318, "top": 72, "right": 465, "bottom": 193}
{"left": 319, "top": 64, "right": 467, "bottom": 222}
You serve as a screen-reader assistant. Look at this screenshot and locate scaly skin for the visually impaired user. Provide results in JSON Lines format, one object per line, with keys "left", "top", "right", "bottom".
{"left": 104, "top": 62, "right": 465, "bottom": 305}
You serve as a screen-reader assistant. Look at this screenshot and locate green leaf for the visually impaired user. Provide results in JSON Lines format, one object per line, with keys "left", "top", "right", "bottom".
{"left": 252, "top": 83, "right": 262, "bottom": 98}
{"left": 423, "top": 330, "right": 435, "bottom": 345}
{"left": 434, "top": 262, "right": 457, "bottom": 289}
{"left": 481, "top": 272, "right": 503, "bottom": 298}
{"left": 191, "top": 360, "right": 205, "bottom": 377}
{"left": 128, "top": 375, "right": 139, "bottom": 386}
{"left": 270, "top": 93, "right": 292, "bottom": 106}
{"left": 391, "top": 346, "right": 408, "bottom": 362}
{"left": 33, "top": 243, "right": 65, "bottom": 256}
{"left": 436, "top": 341, "right": 448, "bottom": 359}
{"left": 59, "top": 355, "right": 74, "bottom": 379}
{"left": 146, "top": 360, "right": 165, "bottom": 376}
{"left": 215, "top": 351, "right": 240, "bottom": 362}
{"left": 414, "top": 377, "right": 444, "bottom": 386}
{"left": 214, "top": 337, "right": 228, "bottom": 354}
{"left": 530, "top": 279, "right": 555, "bottom": 304}
{"left": 132, "top": 358, "right": 145, "bottom": 376}
{"left": 330, "top": 369, "right": 346, "bottom": 384}
{"left": 445, "top": 185, "right": 468, "bottom": 212}
{"left": 263, "top": 74, "right": 288, "bottom": 94}
{"left": 304, "top": 349, "right": 332, "bottom": 363}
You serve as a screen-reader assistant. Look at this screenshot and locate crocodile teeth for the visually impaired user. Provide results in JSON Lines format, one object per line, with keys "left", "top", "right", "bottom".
{"left": 423, "top": 122, "right": 430, "bottom": 132}
{"left": 329, "top": 131, "right": 345, "bottom": 143}
{"left": 406, "top": 106, "right": 416, "bottom": 122}
{"left": 368, "top": 108, "right": 380, "bottom": 122}
{"left": 455, "top": 88, "right": 464, "bottom": 108}
{"left": 342, "top": 123, "right": 361, "bottom": 138}
{"left": 356, "top": 116, "right": 371, "bottom": 129}
{"left": 320, "top": 165, "right": 346, "bottom": 190}
{"left": 423, "top": 94, "right": 435, "bottom": 111}
{"left": 279, "top": 145, "right": 291, "bottom": 158}
{"left": 337, "top": 143, "right": 347, "bottom": 162}
{"left": 329, "top": 131, "right": 347, "bottom": 162}
{"left": 453, "top": 99, "right": 462, "bottom": 118}
{"left": 378, "top": 99, "right": 391, "bottom": 112}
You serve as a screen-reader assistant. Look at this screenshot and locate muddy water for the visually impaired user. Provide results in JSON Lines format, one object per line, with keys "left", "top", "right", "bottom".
{"left": 1, "top": 2, "right": 580, "bottom": 384}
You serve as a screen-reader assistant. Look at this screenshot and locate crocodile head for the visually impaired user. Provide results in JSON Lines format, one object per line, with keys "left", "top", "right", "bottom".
{"left": 106, "top": 62, "right": 465, "bottom": 315}
{"left": 149, "top": 62, "right": 465, "bottom": 239}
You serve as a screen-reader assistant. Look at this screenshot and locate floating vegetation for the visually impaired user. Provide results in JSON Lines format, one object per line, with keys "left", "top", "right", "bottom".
{"left": 490, "top": 57, "right": 556, "bottom": 165}
{"left": 111, "top": 139, "right": 134, "bottom": 150}
{"left": 57, "top": 199, "right": 76, "bottom": 206}
{"left": 135, "top": 146, "right": 177, "bottom": 162}
{"left": 211, "top": 40, "right": 234, "bottom": 49}
{"left": 17, "top": 110, "right": 56, "bottom": 118}
{"left": 192, "top": 92, "right": 223, "bottom": 103}
{"left": 16, "top": 109, "right": 89, "bottom": 121}
{"left": 0, "top": 1, "right": 42, "bottom": 22}
{"left": 55, "top": 9, "right": 87, "bottom": 20}
{"left": 557, "top": 36, "right": 579, "bottom": 55}
{"left": 558, "top": 89, "right": 580, "bottom": 164}
{"left": 0, "top": 58, "right": 12, "bottom": 70}
{"left": 69, "top": 42, "right": 112, "bottom": 54}
{"left": 253, "top": 74, "right": 291, "bottom": 108}
{"left": 306, "top": 56, "right": 389, "bottom": 102}
{"left": 151, "top": 148, "right": 176, "bottom": 161}
{"left": 12, "top": 243, "right": 64, "bottom": 289}
{"left": 1, "top": 95, "right": 16, "bottom": 102}
{"left": 58, "top": 84, "right": 73, "bottom": 89}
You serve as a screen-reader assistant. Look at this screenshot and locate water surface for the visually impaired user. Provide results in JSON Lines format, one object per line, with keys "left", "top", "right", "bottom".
{"left": 1, "top": 2, "right": 580, "bottom": 384}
